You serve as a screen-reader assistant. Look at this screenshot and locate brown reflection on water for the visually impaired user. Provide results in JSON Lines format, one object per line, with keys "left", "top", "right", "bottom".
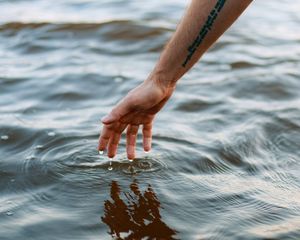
{"left": 102, "top": 180, "right": 177, "bottom": 240}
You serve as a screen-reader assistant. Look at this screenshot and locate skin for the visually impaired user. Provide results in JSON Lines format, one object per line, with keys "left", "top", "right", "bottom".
{"left": 98, "top": 0, "right": 253, "bottom": 159}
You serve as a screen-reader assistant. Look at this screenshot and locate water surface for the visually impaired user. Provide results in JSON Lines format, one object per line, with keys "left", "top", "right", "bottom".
{"left": 0, "top": 0, "right": 300, "bottom": 239}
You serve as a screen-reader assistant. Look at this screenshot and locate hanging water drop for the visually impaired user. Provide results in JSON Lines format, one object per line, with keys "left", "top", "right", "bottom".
{"left": 108, "top": 158, "right": 113, "bottom": 171}
{"left": 1, "top": 135, "right": 9, "bottom": 140}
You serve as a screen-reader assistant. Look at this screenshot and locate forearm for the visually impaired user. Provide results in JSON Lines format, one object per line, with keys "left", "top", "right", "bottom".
{"left": 148, "top": 0, "right": 252, "bottom": 88}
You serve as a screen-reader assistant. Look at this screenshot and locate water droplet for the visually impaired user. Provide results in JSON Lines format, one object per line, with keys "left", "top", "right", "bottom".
{"left": 98, "top": 150, "right": 104, "bottom": 155}
{"left": 6, "top": 211, "right": 13, "bottom": 216}
{"left": 108, "top": 158, "right": 113, "bottom": 171}
{"left": 48, "top": 132, "right": 56, "bottom": 137}
{"left": 35, "top": 145, "right": 44, "bottom": 149}
{"left": 1, "top": 135, "right": 9, "bottom": 140}
{"left": 108, "top": 164, "right": 113, "bottom": 171}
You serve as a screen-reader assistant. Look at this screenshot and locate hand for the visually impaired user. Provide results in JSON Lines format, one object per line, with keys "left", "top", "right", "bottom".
{"left": 98, "top": 78, "right": 175, "bottom": 159}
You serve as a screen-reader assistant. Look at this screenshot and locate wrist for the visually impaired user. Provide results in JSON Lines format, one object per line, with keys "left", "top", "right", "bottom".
{"left": 145, "top": 74, "right": 175, "bottom": 98}
{"left": 146, "top": 68, "right": 177, "bottom": 93}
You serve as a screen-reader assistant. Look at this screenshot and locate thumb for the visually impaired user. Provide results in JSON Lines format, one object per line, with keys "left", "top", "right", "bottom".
{"left": 101, "top": 98, "right": 131, "bottom": 124}
{"left": 101, "top": 114, "right": 116, "bottom": 124}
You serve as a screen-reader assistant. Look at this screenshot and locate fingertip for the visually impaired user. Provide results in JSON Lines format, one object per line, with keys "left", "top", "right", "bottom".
{"left": 143, "top": 146, "right": 151, "bottom": 153}
{"left": 98, "top": 135, "right": 108, "bottom": 150}
{"left": 127, "top": 146, "right": 135, "bottom": 160}
{"left": 98, "top": 144, "right": 105, "bottom": 155}
{"left": 107, "top": 145, "right": 116, "bottom": 158}
{"left": 108, "top": 144, "right": 118, "bottom": 158}
{"left": 144, "top": 148, "right": 151, "bottom": 154}
{"left": 98, "top": 145, "right": 106, "bottom": 154}
{"left": 97, "top": 145, "right": 101, "bottom": 151}
{"left": 97, "top": 139, "right": 102, "bottom": 150}
{"left": 143, "top": 137, "right": 152, "bottom": 152}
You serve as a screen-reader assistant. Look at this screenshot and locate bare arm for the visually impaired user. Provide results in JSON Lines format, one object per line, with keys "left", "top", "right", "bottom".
{"left": 99, "top": 0, "right": 253, "bottom": 159}
{"left": 150, "top": 0, "right": 252, "bottom": 88}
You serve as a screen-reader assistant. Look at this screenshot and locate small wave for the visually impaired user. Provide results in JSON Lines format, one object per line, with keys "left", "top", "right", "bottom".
{"left": 0, "top": 20, "right": 170, "bottom": 55}
{"left": 0, "top": 20, "right": 170, "bottom": 41}
{"left": 174, "top": 98, "right": 222, "bottom": 112}
{"left": 232, "top": 77, "right": 297, "bottom": 101}
{"left": 230, "top": 60, "right": 260, "bottom": 69}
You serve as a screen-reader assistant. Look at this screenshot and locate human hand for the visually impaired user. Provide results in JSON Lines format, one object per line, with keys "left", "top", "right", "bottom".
{"left": 98, "top": 79, "right": 175, "bottom": 159}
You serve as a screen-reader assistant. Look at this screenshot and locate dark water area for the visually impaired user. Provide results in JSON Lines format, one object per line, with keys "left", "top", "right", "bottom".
{"left": 0, "top": 0, "right": 300, "bottom": 239}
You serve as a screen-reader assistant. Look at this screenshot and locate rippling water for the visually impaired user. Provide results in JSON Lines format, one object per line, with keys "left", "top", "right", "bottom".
{"left": 1, "top": 0, "right": 300, "bottom": 239}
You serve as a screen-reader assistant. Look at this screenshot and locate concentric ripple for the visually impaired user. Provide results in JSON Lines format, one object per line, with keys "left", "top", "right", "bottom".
{"left": 34, "top": 135, "right": 167, "bottom": 176}
{"left": 1, "top": 0, "right": 300, "bottom": 239}
{"left": 117, "top": 156, "right": 167, "bottom": 175}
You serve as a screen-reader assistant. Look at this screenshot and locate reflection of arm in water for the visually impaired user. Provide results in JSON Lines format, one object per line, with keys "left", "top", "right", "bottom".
{"left": 98, "top": 0, "right": 253, "bottom": 159}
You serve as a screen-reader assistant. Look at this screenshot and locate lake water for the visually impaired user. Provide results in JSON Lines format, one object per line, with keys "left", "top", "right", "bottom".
{"left": 0, "top": 0, "right": 300, "bottom": 239}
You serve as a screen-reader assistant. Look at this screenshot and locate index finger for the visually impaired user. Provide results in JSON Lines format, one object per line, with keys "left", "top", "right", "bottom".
{"left": 98, "top": 123, "right": 114, "bottom": 152}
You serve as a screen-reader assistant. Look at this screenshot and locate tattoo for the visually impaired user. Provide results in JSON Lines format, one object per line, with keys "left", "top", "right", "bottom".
{"left": 182, "top": 0, "right": 227, "bottom": 67}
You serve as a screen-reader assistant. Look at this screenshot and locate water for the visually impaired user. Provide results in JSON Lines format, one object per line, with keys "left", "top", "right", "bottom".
{"left": 108, "top": 158, "right": 113, "bottom": 171}
{"left": 0, "top": 0, "right": 300, "bottom": 239}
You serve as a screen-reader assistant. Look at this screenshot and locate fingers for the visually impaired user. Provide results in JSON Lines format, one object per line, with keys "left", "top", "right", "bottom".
{"left": 99, "top": 119, "right": 153, "bottom": 159}
{"left": 126, "top": 124, "right": 139, "bottom": 160}
{"left": 98, "top": 123, "right": 126, "bottom": 155}
{"left": 98, "top": 118, "right": 152, "bottom": 159}
{"left": 107, "top": 133, "right": 121, "bottom": 158}
{"left": 98, "top": 123, "right": 114, "bottom": 152}
{"left": 142, "top": 123, "right": 152, "bottom": 152}
{"left": 107, "top": 123, "right": 127, "bottom": 158}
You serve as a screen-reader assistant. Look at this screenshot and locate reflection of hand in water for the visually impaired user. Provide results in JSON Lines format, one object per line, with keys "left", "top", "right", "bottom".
{"left": 102, "top": 181, "right": 177, "bottom": 240}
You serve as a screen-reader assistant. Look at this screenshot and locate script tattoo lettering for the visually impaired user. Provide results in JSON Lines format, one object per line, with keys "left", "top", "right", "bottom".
{"left": 182, "top": 0, "right": 227, "bottom": 67}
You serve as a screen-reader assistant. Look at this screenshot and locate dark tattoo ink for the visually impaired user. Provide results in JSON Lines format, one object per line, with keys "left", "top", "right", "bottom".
{"left": 182, "top": 0, "right": 227, "bottom": 67}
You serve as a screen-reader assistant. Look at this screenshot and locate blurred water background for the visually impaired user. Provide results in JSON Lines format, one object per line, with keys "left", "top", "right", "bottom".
{"left": 0, "top": 0, "right": 300, "bottom": 239}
